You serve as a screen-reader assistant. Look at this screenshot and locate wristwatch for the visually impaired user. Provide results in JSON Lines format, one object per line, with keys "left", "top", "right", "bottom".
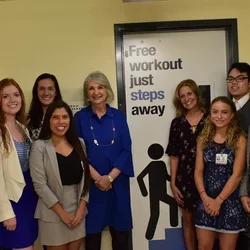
{"left": 108, "top": 175, "right": 114, "bottom": 183}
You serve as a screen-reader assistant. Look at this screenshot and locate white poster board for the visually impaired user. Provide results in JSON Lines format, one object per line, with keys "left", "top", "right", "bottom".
{"left": 122, "top": 30, "right": 228, "bottom": 250}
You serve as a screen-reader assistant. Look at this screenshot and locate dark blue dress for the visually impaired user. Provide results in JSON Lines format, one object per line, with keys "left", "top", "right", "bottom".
{"left": 196, "top": 141, "right": 245, "bottom": 233}
{"left": 0, "top": 138, "right": 38, "bottom": 248}
{"left": 75, "top": 105, "right": 134, "bottom": 234}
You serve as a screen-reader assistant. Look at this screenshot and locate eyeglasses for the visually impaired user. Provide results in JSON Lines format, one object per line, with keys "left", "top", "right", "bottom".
{"left": 226, "top": 76, "right": 248, "bottom": 83}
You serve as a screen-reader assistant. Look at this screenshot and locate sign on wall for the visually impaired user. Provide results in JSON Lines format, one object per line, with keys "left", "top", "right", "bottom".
{"left": 115, "top": 19, "right": 238, "bottom": 250}
{"left": 68, "top": 101, "right": 84, "bottom": 115}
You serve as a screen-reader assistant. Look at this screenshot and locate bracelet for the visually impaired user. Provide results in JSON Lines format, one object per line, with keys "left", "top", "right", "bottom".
{"left": 218, "top": 195, "right": 225, "bottom": 201}
{"left": 108, "top": 175, "right": 114, "bottom": 183}
{"left": 199, "top": 190, "right": 205, "bottom": 195}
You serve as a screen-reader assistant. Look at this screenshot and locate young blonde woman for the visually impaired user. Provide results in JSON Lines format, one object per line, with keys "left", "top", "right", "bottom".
{"left": 166, "top": 79, "right": 207, "bottom": 250}
{"left": 195, "top": 96, "right": 246, "bottom": 250}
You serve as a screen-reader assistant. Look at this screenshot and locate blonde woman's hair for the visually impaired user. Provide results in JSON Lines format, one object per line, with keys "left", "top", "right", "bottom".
{"left": 173, "top": 79, "right": 206, "bottom": 117}
{"left": 83, "top": 71, "right": 114, "bottom": 106}
{"left": 199, "top": 96, "right": 246, "bottom": 151}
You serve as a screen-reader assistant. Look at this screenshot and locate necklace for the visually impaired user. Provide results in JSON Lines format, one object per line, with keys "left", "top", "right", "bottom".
{"left": 190, "top": 125, "right": 197, "bottom": 134}
{"left": 186, "top": 110, "right": 203, "bottom": 134}
{"left": 89, "top": 116, "right": 116, "bottom": 146}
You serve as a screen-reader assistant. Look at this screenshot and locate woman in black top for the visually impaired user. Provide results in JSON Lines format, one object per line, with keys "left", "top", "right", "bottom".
{"left": 166, "top": 79, "right": 207, "bottom": 250}
{"left": 30, "top": 100, "right": 90, "bottom": 250}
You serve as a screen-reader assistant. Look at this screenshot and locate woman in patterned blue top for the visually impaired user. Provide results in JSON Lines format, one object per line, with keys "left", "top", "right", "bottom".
{"left": 0, "top": 78, "right": 38, "bottom": 249}
{"left": 74, "top": 71, "right": 134, "bottom": 250}
{"left": 195, "top": 96, "right": 246, "bottom": 250}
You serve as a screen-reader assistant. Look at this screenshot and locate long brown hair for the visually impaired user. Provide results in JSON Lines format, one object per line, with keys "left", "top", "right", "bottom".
{"left": 39, "top": 100, "right": 90, "bottom": 195}
{"left": 0, "top": 78, "right": 27, "bottom": 153}
{"left": 28, "top": 73, "right": 62, "bottom": 130}
{"left": 173, "top": 79, "right": 206, "bottom": 117}
{"left": 200, "top": 96, "right": 245, "bottom": 150}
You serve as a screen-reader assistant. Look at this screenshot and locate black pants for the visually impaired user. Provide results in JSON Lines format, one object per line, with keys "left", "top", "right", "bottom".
{"left": 235, "top": 232, "right": 250, "bottom": 250}
{"left": 86, "top": 227, "right": 130, "bottom": 250}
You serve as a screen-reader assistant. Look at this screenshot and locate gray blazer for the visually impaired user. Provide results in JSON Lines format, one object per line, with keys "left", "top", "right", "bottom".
{"left": 238, "top": 99, "right": 250, "bottom": 196}
{"left": 238, "top": 99, "right": 250, "bottom": 133}
{"left": 29, "top": 139, "right": 89, "bottom": 223}
{"left": 239, "top": 127, "right": 250, "bottom": 197}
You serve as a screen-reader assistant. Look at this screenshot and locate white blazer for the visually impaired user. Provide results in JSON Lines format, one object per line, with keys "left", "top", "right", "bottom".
{"left": 0, "top": 123, "right": 31, "bottom": 222}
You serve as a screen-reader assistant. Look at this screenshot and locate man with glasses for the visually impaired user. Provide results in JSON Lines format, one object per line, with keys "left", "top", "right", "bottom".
{"left": 227, "top": 62, "right": 250, "bottom": 250}
{"left": 227, "top": 62, "right": 250, "bottom": 132}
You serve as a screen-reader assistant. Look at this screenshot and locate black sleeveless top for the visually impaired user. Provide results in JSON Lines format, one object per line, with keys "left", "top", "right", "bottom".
{"left": 56, "top": 150, "right": 83, "bottom": 185}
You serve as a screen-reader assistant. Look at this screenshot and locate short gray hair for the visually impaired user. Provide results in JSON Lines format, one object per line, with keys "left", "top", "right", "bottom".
{"left": 83, "top": 71, "right": 114, "bottom": 106}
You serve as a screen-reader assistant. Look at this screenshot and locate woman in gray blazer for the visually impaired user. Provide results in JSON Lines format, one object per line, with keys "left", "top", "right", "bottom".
{"left": 30, "top": 100, "right": 90, "bottom": 250}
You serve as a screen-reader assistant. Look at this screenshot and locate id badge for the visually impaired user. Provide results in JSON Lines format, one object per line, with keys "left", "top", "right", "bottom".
{"left": 215, "top": 153, "right": 227, "bottom": 165}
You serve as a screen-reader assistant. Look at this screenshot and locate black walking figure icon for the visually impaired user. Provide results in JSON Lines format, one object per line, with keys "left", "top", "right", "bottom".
{"left": 137, "top": 143, "right": 178, "bottom": 240}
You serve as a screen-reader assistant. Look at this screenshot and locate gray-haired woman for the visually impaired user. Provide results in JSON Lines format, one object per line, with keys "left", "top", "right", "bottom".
{"left": 74, "top": 71, "right": 134, "bottom": 250}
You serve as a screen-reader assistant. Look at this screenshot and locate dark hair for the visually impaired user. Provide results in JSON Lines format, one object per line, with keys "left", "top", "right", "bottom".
{"left": 28, "top": 73, "right": 62, "bottom": 130}
{"left": 228, "top": 63, "right": 250, "bottom": 81}
{"left": 0, "top": 78, "right": 27, "bottom": 153}
{"left": 39, "top": 100, "right": 90, "bottom": 195}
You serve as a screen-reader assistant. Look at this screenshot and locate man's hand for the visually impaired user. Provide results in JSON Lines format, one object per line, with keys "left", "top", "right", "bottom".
{"left": 240, "top": 196, "right": 250, "bottom": 213}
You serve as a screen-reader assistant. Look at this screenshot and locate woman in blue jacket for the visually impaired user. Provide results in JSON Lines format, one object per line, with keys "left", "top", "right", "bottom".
{"left": 74, "top": 71, "right": 134, "bottom": 250}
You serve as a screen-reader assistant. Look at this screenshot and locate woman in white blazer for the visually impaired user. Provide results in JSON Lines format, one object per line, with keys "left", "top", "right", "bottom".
{"left": 0, "top": 78, "right": 38, "bottom": 249}
{"left": 30, "top": 100, "right": 90, "bottom": 250}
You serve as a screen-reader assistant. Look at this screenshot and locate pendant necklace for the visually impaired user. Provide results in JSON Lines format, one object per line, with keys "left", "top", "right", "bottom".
{"left": 89, "top": 115, "right": 115, "bottom": 146}
{"left": 190, "top": 125, "right": 197, "bottom": 134}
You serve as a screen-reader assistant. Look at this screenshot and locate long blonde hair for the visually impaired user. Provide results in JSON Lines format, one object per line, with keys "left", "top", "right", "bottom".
{"left": 200, "top": 96, "right": 245, "bottom": 150}
{"left": 173, "top": 79, "right": 206, "bottom": 117}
